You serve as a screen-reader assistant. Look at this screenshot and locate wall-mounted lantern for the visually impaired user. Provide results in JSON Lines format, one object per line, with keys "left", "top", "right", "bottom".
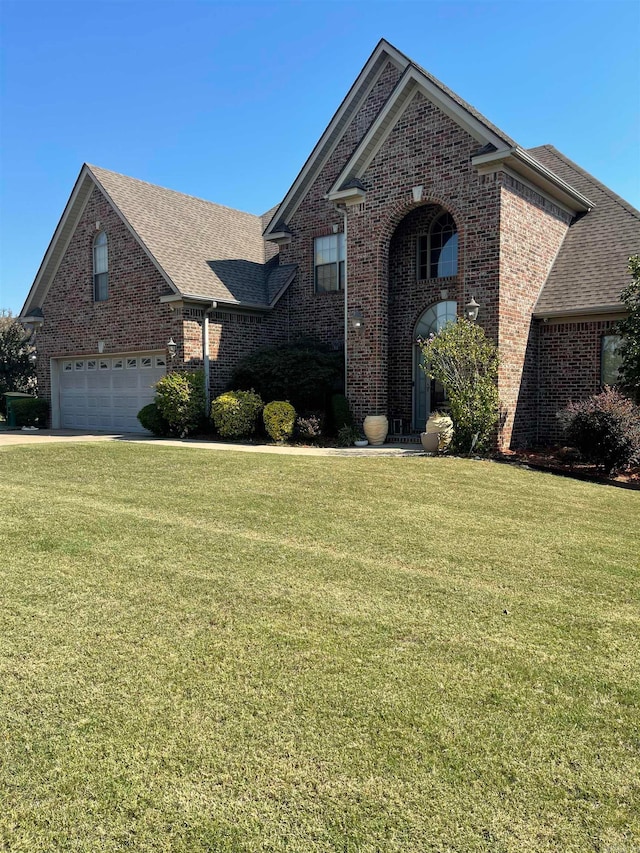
{"left": 351, "top": 310, "right": 364, "bottom": 332}
{"left": 167, "top": 337, "right": 178, "bottom": 359}
{"left": 465, "top": 297, "right": 480, "bottom": 322}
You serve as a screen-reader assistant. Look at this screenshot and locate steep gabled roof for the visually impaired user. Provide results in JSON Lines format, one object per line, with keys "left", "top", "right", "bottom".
{"left": 22, "top": 165, "right": 292, "bottom": 315}
{"left": 263, "top": 39, "right": 410, "bottom": 238}
{"left": 531, "top": 146, "right": 640, "bottom": 317}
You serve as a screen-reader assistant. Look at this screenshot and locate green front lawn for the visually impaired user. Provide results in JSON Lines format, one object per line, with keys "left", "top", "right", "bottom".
{"left": 0, "top": 444, "right": 638, "bottom": 852}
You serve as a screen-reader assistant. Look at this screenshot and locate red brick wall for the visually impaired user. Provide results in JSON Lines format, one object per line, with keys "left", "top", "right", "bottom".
{"left": 279, "top": 61, "right": 403, "bottom": 353}
{"left": 498, "top": 175, "right": 571, "bottom": 448}
{"left": 344, "top": 91, "right": 502, "bottom": 424}
{"left": 537, "top": 317, "right": 620, "bottom": 444}
{"left": 36, "top": 186, "right": 178, "bottom": 400}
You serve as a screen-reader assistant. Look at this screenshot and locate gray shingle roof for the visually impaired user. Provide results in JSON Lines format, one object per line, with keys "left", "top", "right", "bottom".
{"left": 88, "top": 165, "right": 291, "bottom": 307}
{"left": 529, "top": 146, "right": 640, "bottom": 316}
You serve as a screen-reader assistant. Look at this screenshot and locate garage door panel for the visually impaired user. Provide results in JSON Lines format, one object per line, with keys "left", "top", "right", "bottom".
{"left": 58, "top": 354, "right": 165, "bottom": 433}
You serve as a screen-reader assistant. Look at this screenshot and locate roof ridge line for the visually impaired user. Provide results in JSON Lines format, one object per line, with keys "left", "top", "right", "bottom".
{"left": 85, "top": 164, "right": 264, "bottom": 221}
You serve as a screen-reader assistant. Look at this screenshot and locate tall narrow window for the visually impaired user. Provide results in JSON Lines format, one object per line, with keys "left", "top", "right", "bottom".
{"left": 418, "top": 212, "right": 458, "bottom": 279}
{"left": 601, "top": 334, "right": 623, "bottom": 385}
{"left": 314, "top": 233, "right": 345, "bottom": 293}
{"left": 93, "top": 231, "right": 108, "bottom": 301}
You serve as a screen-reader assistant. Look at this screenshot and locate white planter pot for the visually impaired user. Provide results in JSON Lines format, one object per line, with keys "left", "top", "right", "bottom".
{"left": 424, "top": 413, "right": 454, "bottom": 452}
{"left": 363, "top": 415, "right": 388, "bottom": 446}
{"left": 420, "top": 431, "right": 439, "bottom": 453}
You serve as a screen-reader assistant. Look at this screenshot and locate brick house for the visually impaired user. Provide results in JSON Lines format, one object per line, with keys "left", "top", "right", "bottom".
{"left": 21, "top": 39, "right": 639, "bottom": 445}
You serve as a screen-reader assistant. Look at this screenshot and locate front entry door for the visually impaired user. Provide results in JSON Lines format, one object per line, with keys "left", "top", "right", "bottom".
{"left": 412, "top": 300, "right": 457, "bottom": 430}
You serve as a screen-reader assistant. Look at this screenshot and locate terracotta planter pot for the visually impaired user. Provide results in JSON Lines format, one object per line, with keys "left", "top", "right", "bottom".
{"left": 363, "top": 415, "right": 388, "bottom": 446}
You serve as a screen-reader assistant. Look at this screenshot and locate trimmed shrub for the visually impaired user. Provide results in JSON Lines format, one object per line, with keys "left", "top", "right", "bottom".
{"left": 230, "top": 344, "right": 342, "bottom": 411}
{"left": 11, "top": 397, "right": 49, "bottom": 428}
{"left": 211, "top": 390, "right": 263, "bottom": 438}
{"left": 557, "top": 387, "right": 640, "bottom": 473}
{"left": 263, "top": 401, "right": 296, "bottom": 443}
{"left": 155, "top": 371, "right": 205, "bottom": 437}
{"left": 329, "top": 393, "right": 353, "bottom": 433}
{"left": 296, "top": 413, "right": 323, "bottom": 441}
{"left": 419, "top": 319, "right": 500, "bottom": 453}
{"left": 137, "top": 402, "right": 170, "bottom": 436}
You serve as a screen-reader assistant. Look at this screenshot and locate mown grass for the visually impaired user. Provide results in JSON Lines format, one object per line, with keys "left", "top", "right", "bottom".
{"left": 0, "top": 443, "right": 638, "bottom": 852}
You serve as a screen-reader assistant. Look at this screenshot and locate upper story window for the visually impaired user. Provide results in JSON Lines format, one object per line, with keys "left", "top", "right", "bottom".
{"left": 601, "top": 334, "right": 623, "bottom": 385}
{"left": 93, "top": 231, "right": 108, "bottom": 301}
{"left": 314, "top": 233, "right": 345, "bottom": 293}
{"left": 418, "top": 212, "right": 458, "bottom": 280}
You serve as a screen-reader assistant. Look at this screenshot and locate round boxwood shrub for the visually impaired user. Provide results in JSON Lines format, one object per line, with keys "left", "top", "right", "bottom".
{"left": 263, "top": 401, "right": 296, "bottom": 443}
{"left": 137, "top": 402, "right": 170, "bottom": 436}
{"left": 155, "top": 370, "right": 205, "bottom": 437}
{"left": 211, "top": 390, "right": 263, "bottom": 438}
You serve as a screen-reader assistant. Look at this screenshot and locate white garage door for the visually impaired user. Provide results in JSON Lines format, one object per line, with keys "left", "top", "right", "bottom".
{"left": 58, "top": 353, "right": 167, "bottom": 433}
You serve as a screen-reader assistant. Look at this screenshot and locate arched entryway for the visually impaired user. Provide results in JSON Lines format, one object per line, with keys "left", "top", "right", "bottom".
{"left": 413, "top": 300, "right": 457, "bottom": 428}
{"left": 387, "top": 203, "right": 460, "bottom": 433}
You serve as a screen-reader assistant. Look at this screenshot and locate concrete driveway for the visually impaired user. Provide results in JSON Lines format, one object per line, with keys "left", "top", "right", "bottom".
{"left": 0, "top": 428, "right": 425, "bottom": 457}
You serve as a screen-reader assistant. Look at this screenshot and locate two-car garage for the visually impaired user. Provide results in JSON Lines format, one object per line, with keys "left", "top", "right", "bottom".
{"left": 54, "top": 352, "right": 166, "bottom": 433}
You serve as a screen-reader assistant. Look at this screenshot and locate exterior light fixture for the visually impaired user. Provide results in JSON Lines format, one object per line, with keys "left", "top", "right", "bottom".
{"left": 351, "top": 310, "right": 364, "bottom": 331}
{"left": 465, "top": 297, "right": 480, "bottom": 322}
{"left": 167, "top": 337, "right": 177, "bottom": 359}
{"left": 28, "top": 351, "right": 37, "bottom": 365}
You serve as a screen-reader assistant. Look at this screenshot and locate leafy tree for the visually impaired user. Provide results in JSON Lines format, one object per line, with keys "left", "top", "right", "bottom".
{"left": 0, "top": 311, "right": 35, "bottom": 416}
{"left": 419, "top": 319, "right": 500, "bottom": 453}
{"left": 616, "top": 255, "right": 640, "bottom": 403}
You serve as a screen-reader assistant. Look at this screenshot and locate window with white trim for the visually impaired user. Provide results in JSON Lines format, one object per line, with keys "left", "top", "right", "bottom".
{"left": 93, "top": 231, "right": 108, "bottom": 301}
{"left": 418, "top": 212, "right": 458, "bottom": 280}
{"left": 601, "top": 334, "right": 623, "bottom": 386}
{"left": 314, "top": 233, "right": 345, "bottom": 293}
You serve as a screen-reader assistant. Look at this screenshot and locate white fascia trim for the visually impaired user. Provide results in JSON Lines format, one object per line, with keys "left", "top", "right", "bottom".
{"left": 328, "top": 66, "right": 509, "bottom": 194}
{"left": 263, "top": 43, "right": 409, "bottom": 238}
{"left": 325, "top": 187, "right": 367, "bottom": 204}
{"left": 86, "top": 167, "right": 180, "bottom": 297}
{"left": 160, "top": 294, "right": 217, "bottom": 308}
{"left": 472, "top": 147, "right": 593, "bottom": 212}
{"left": 265, "top": 232, "right": 292, "bottom": 245}
{"left": 21, "top": 166, "right": 94, "bottom": 316}
{"left": 533, "top": 303, "right": 625, "bottom": 319}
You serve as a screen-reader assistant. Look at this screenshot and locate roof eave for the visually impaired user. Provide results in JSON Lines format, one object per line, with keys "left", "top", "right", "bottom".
{"left": 325, "top": 187, "right": 367, "bottom": 205}
{"left": 472, "top": 147, "right": 594, "bottom": 213}
{"left": 533, "top": 303, "right": 625, "bottom": 319}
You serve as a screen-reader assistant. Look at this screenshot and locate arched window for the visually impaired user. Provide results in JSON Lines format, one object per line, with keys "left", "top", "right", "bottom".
{"left": 414, "top": 300, "right": 457, "bottom": 427}
{"left": 417, "top": 212, "right": 458, "bottom": 279}
{"left": 93, "top": 232, "right": 108, "bottom": 301}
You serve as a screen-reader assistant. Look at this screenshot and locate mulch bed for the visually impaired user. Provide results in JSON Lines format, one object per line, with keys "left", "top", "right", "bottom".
{"left": 495, "top": 448, "right": 640, "bottom": 490}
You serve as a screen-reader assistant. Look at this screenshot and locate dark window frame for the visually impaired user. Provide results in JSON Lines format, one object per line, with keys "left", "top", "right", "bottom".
{"left": 417, "top": 212, "right": 458, "bottom": 280}
{"left": 93, "top": 231, "right": 109, "bottom": 301}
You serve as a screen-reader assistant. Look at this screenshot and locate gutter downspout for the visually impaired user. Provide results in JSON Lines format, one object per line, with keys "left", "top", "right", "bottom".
{"left": 202, "top": 301, "right": 217, "bottom": 411}
{"left": 334, "top": 203, "right": 349, "bottom": 395}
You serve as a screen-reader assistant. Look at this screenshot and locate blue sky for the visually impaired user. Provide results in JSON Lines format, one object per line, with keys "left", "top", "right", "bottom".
{"left": 1, "top": 0, "right": 639, "bottom": 314}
